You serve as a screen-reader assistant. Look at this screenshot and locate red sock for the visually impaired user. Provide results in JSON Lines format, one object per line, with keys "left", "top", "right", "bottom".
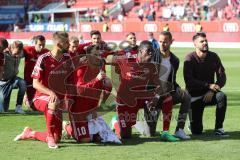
{"left": 45, "top": 109, "right": 56, "bottom": 137}
{"left": 114, "top": 122, "right": 121, "bottom": 138}
{"left": 32, "top": 131, "right": 48, "bottom": 142}
{"left": 53, "top": 109, "right": 63, "bottom": 142}
{"left": 65, "top": 124, "right": 73, "bottom": 137}
{"left": 162, "top": 96, "right": 173, "bottom": 131}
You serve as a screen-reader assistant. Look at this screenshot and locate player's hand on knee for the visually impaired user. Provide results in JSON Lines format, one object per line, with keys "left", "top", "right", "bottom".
{"left": 49, "top": 91, "right": 58, "bottom": 103}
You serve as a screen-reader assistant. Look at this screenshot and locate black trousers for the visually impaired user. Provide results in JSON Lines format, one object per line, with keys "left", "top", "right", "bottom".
{"left": 190, "top": 91, "right": 227, "bottom": 135}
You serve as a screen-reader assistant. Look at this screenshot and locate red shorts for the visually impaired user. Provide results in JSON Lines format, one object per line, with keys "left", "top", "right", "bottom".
{"left": 34, "top": 99, "right": 49, "bottom": 112}
{"left": 116, "top": 99, "right": 149, "bottom": 131}
{"left": 68, "top": 112, "right": 90, "bottom": 141}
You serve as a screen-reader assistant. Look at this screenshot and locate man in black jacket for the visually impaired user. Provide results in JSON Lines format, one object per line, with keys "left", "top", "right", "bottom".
{"left": 150, "top": 31, "right": 191, "bottom": 140}
{"left": 184, "top": 32, "right": 228, "bottom": 136}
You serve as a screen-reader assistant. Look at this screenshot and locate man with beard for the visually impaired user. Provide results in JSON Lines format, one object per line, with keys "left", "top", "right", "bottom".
{"left": 184, "top": 32, "right": 228, "bottom": 136}
{"left": 112, "top": 40, "right": 175, "bottom": 140}
{"left": 149, "top": 31, "right": 191, "bottom": 140}
{"left": 14, "top": 31, "right": 73, "bottom": 149}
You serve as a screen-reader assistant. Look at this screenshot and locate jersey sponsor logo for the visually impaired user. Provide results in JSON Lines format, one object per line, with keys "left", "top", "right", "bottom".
{"left": 223, "top": 23, "right": 239, "bottom": 32}
{"left": 181, "top": 23, "right": 195, "bottom": 32}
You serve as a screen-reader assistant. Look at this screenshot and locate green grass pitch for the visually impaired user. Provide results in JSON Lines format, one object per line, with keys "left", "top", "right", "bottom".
{"left": 0, "top": 47, "right": 240, "bottom": 160}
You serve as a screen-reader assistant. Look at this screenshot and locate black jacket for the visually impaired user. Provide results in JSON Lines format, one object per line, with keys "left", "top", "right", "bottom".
{"left": 184, "top": 51, "right": 226, "bottom": 96}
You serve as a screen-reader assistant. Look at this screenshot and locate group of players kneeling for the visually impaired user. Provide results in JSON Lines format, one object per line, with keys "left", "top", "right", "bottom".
{"left": 11, "top": 30, "right": 196, "bottom": 149}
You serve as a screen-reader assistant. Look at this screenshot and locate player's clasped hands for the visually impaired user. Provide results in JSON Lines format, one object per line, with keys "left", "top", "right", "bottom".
{"left": 209, "top": 84, "right": 220, "bottom": 92}
{"left": 96, "top": 70, "right": 107, "bottom": 80}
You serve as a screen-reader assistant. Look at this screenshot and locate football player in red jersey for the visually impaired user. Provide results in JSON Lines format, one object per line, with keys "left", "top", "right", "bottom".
{"left": 112, "top": 40, "right": 175, "bottom": 140}
{"left": 14, "top": 32, "right": 74, "bottom": 149}
{"left": 63, "top": 44, "right": 120, "bottom": 144}
{"left": 23, "top": 35, "right": 49, "bottom": 110}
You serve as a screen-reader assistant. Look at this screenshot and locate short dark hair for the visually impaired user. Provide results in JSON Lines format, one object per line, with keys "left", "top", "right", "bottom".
{"left": 159, "top": 31, "right": 172, "bottom": 40}
{"left": 126, "top": 32, "right": 135, "bottom": 37}
{"left": 138, "top": 40, "right": 153, "bottom": 51}
{"left": 53, "top": 31, "right": 69, "bottom": 42}
{"left": 90, "top": 30, "right": 101, "bottom": 37}
{"left": 192, "top": 32, "right": 206, "bottom": 41}
{"left": 85, "top": 44, "right": 101, "bottom": 54}
{"left": 0, "top": 37, "right": 9, "bottom": 50}
{"left": 33, "top": 35, "right": 45, "bottom": 44}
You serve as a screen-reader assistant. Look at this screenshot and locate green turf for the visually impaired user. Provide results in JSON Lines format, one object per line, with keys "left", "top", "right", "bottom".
{"left": 1, "top": 48, "right": 240, "bottom": 160}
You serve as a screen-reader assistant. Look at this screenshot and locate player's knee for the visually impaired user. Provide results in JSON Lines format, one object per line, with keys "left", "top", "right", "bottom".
{"left": 216, "top": 92, "right": 227, "bottom": 103}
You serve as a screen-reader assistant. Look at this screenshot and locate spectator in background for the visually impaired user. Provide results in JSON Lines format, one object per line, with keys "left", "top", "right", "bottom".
{"left": 14, "top": 14, "right": 25, "bottom": 32}
{"left": 184, "top": 2, "right": 193, "bottom": 21}
{"left": 0, "top": 40, "right": 26, "bottom": 114}
{"left": 65, "top": 0, "right": 76, "bottom": 8}
{"left": 203, "top": 0, "right": 210, "bottom": 20}
{"left": 69, "top": 23, "right": 77, "bottom": 32}
{"left": 147, "top": 32, "right": 160, "bottom": 50}
{"left": 195, "top": 21, "right": 203, "bottom": 32}
{"left": 79, "top": 34, "right": 85, "bottom": 44}
{"left": 138, "top": 7, "right": 144, "bottom": 21}
{"left": 102, "top": 22, "right": 109, "bottom": 32}
{"left": 163, "top": 23, "right": 169, "bottom": 31}
{"left": 118, "top": 13, "right": 124, "bottom": 22}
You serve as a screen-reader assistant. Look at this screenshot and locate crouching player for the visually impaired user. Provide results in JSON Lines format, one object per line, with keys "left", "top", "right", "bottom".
{"left": 14, "top": 31, "right": 73, "bottom": 149}
{"left": 111, "top": 40, "right": 175, "bottom": 140}
{"left": 63, "top": 44, "right": 121, "bottom": 144}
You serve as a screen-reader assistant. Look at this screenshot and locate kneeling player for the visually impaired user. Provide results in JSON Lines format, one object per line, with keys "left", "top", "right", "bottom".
{"left": 63, "top": 44, "right": 120, "bottom": 144}
{"left": 14, "top": 32, "right": 72, "bottom": 149}
{"left": 111, "top": 41, "right": 177, "bottom": 141}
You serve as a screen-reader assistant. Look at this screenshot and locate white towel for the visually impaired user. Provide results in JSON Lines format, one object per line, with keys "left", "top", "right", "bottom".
{"left": 88, "top": 116, "right": 122, "bottom": 144}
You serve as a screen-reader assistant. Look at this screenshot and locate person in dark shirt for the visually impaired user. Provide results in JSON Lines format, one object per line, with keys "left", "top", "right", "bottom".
{"left": 184, "top": 32, "right": 228, "bottom": 137}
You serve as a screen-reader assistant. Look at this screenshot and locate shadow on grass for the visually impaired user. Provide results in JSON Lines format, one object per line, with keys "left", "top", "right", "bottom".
{"left": 0, "top": 110, "right": 43, "bottom": 116}
{"left": 60, "top": 132, "right": 164, "bottom": 147}
{"left": 60, "top": 139, "right": 123, "bottom": 148}
{"left": 57, "top": 130, "right": 240, "bottom": 148}
{"left": 189, "top": 129, "right": 240, "bottom": 141}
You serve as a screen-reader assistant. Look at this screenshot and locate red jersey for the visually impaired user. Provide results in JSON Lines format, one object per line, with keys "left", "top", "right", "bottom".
{"left": 23, "top": 46, "right": 49, "bottom": 84}
{"left": 31, "top": 52, "right": 73, "bottom": 101}
{"left": 115, "top": 57, "right": 159, "bottom": 107}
